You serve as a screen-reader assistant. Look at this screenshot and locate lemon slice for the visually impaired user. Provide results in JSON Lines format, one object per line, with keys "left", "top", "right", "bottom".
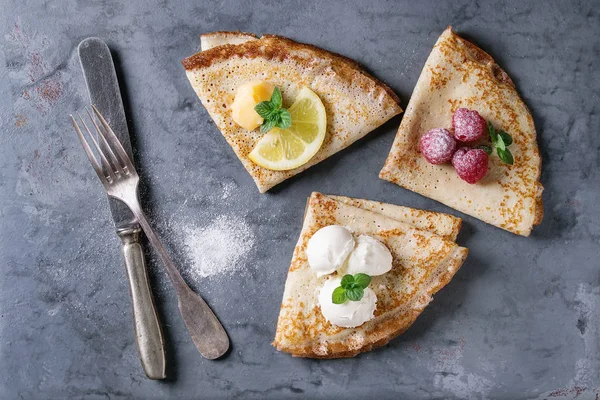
{"left": 248, "top": 87, "right": 326, "bottom": 171}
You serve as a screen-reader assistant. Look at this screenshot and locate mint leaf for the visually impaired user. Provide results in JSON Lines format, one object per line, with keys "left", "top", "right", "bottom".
{"left": 254, "top": 101, "right": 275, "bottom": 119}
{"left": 340, "top": 274, "right": 354, "bottom": 289}
{"left": 354, "top": 273, "right": 372, "bottom": 289}
{"left": 498, "top": 131, "right": 512, "bottom": 146}
{"left": 477, "top": 145, "right": 492, "bottom": 155}
{"left": 332, "top": 287, "right": 347, "bottom": 304}
{"left": 487, "top": 121, "right": 498, "bottom": 143}
{"left": 495, "top": 134, "right": 506, "bottom": 151}
{"left": 336, "top": 273, "right": 372, "bottom": 302}
{"left": 346, "top": 287, "right": 364, "bottom": 301}
{"left": 278, "top": 108, "right": 292, "bottom": 129}
{"left": 260, "top": 118, "right": 277, "bottom": 134}
{"left": 271, "top": 86, "right": 282, "bottom": 108}
{"left": 487, "top": 120, "right": 515, "bottom": 165}
{"left": 256, "top": 86, "right": 292, "bottom": 133}
{"left": 497, "top": 148, "right": 514, "bottom": 165}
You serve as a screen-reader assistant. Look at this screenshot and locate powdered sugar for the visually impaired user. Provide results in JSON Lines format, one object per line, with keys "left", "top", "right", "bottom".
{"left": 221, "top": 181, "right": 236, "bottom": 200}
{"left": 452, "top": 108, "right": 486, "bottom": 142}
{"left": 452, "top": 148, "right": 489, "bottom": 184}
{"left": 419, "top": 128, "right": 456, "bottom": 164}
{"left": 182, "top": 214, "right": 255, "bottom": 279}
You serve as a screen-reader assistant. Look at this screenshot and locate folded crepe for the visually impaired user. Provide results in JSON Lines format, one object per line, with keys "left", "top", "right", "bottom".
{"left": 183, "top": 32, "right": 402, "bottom": 193}
{"left": 200, "top": 31, "right": 258, "bottom": 50}
{"left": 380, "top": 27, "right": 543, "bottom": 236}
{"left": 329, "top": 194, "right": 462, "bottom": 241}
{"left": 272, "top": 193, "right": 468, "bottom": 358}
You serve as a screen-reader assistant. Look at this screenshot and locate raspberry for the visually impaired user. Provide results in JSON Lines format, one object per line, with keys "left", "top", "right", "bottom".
{"left": 452, "top": 108, "right": 486, "bottom": 142}
{"left": 419, "top": 128, "right": 456, "bottom": 164}
{"left": 452, "top": 148, "right": 489, "bottom": 184}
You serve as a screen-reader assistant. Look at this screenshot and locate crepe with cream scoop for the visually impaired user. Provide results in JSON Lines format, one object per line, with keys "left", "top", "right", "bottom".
{"left": 380, "top": 27, "right": 543, "bottom": 236}
{"left": 183, "top": 33, "right": 402, "bottom": 193}
{"left": 272, "top": 192, "right": 468, "bottom": 358}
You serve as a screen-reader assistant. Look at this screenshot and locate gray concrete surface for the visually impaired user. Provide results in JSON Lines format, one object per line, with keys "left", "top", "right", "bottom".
{"left": 1, "top": 1, "right": 599, "bottom": 399}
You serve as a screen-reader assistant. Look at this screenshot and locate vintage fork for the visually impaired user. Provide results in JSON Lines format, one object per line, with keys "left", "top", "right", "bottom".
{"left": 71, "top": 105, "right": 229, "bottom": 359}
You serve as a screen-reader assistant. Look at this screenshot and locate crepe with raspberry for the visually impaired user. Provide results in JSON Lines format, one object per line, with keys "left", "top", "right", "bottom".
{"left": 380, "top": 27, "right": 543, "bottom": 236}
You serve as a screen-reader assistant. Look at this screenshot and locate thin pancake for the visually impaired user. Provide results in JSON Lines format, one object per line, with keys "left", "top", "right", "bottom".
{"left": 200, "top": 31, "right": 258, "bottom": 50}
{"left": 380, "top": 27, "right": 543, "bottom": 236}
{"left": 272, "top": 193, "right": 468, "bottom": 358}
{"left": 329, "top": 195, "right": 462, "bottom": 241}
{"left": 183, "top": 34, "right": 402, "bottom": 193}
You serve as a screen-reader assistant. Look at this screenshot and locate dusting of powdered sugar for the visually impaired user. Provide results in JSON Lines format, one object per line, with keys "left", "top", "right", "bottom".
{"left": 182, "top": 214, "right": 255, "bottom": 279}
{"left": 143, "top": 182, "right": 255, "bottom": 291}
{"left": 221, "top": 181, "right": 237, "bottom": 200}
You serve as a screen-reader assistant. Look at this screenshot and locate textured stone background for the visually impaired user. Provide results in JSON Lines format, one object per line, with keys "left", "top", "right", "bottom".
{"left": 1, "top": 1, "right": 599, "bottom": 399}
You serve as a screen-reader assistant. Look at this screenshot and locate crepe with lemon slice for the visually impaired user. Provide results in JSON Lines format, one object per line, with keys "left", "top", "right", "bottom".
{"left": 182, "top": 33, "right": 402, "bottom": 193}
{"left": 379, "top": 27, "right": 543, "bottom": 236}
{"left": 273, "top": 193, "right": 468, "bottom": 358}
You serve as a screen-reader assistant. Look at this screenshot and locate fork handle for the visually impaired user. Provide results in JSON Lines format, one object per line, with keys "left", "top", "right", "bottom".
{"left": 127, "top": 202, "right": 230, "bottom": 360}
{"left": 118, "top": 227, "right": 166, "bottom": 379}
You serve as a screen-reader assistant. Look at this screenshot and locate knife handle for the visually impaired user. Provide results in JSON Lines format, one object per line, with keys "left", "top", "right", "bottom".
{"left": 118, "top": 227, "right": 167, "bottom": 380}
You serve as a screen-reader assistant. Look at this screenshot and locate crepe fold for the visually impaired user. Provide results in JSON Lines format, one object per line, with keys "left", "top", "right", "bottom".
{"left": 273, "top": 193, "right": 468, "bottom": 358}
{"left": 380, "top": 27, "right": 543, "bottom": 236}
{"left": 183, "top": 33, "right": 402, "bottom": 193}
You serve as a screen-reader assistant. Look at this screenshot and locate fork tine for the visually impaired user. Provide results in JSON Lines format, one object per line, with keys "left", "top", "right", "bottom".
{"left": 77, "top": 112, "right": 118, "bottom": 183}
{"left": 85, "top": 107, "right": 124, "bottom": 175}
{"left": 92, "top": 105, "right": 136, "bottom": 174}
{"left": 71, "top": 115, "right": 109, "bottom": 186}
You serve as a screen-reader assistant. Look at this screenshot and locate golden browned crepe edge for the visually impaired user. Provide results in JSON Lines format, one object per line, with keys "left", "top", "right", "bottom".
{"left": 183, "top": 34, "right": 402, "bottom": 108}
{"left": 272, "top": 192, "right": 468, "bottom": 358}
{"left": 200, "top": 31, "right": 258, "bottom": 50}
{"left": 379, "top": 26, "right": 543, "bottom": 236}
{"left": 201, "top": 30, "right": 258, "bottom": 42}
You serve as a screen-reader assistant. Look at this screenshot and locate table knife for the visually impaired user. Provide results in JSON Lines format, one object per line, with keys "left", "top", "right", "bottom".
{"left": 78, "top": 37, "right": 166, "bottom": 380}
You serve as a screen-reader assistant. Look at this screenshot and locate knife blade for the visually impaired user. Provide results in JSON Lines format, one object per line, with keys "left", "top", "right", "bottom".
{"left": 78, "top": 38, "right": 136, "bottom": 229}
{"left": 78, "top": 38, "right": 166, "bottom": 380}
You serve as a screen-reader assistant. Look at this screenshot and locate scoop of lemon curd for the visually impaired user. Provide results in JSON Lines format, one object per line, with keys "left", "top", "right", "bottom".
{"left": 230, "top": 81, "right": 275, "bottom": 130}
